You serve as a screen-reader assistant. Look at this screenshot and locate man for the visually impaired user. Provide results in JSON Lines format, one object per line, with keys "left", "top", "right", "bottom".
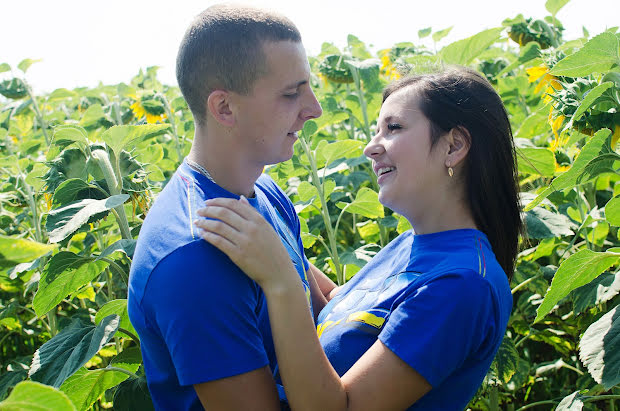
{"left": 127, "top": 5, "right": 334, "bottom": 410}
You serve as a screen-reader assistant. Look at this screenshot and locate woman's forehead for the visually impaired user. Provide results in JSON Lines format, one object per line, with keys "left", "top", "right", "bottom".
{"left": 380, "top": 87, "right": 422, "bottom": 118}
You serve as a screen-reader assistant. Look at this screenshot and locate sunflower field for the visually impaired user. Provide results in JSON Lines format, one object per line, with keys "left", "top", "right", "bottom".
{"left": 0, "top": 1, "right": 619, "bottom": 409}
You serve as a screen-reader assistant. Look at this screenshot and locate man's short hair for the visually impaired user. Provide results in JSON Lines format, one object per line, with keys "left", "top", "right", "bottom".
{"left": 176, "top": 4, "right": 302, "bottom": 125}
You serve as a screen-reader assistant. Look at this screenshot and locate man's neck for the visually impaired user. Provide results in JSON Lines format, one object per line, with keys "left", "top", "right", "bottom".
{"left": 188, "top": 128, "right": 263, "bottom": 198}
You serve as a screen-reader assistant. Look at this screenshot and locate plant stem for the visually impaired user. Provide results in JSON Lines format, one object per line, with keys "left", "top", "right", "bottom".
{"left": 47, "top": 309, "right": 58, "bottom": 337}
{"left": 489, "top": 385, "right": 499, "bottom": 411}
{"left": 18, "top": 174, "right": 43, "bottom": 243}
{"left": 91, "top": 149, "right": 132, "bottom": 240}
{"left": 25, "top": 84, "right": 50, "bottom": 146}
{"left": 515, "top": 400, "right": 559, "bottom": 410}
{"left": 511, "top": 273, "right": 542, "bottom": 294}
{"left": 299, "top": 137, "right": 344, "bottom": 284}
{"left": 118, "top": 327, "right": 140, "bottom": 343}
{"left": 103, "top": 366, "right": 139, "bottom": 379}
{"left": 349, "top": 67, "right": 371, "bottom": 141}
{"left": 159, "top": 93, "right": 183, "bottom": 163}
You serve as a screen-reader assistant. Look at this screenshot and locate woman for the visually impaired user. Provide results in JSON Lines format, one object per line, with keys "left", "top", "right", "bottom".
{"left": 195, "top": 66, "right": 523, "bottom": 410}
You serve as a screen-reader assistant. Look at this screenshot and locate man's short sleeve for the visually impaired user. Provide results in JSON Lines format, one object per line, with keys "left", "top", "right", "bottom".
{"left": 378, "top": 273, "right": 494, "bottom": 387}
{"left": 143, "top": 240, "right": 269, "bottom": 386}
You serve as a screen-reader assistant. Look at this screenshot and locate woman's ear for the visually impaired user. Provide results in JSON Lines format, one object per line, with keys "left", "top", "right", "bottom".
{"left": 445, "top": 126, "right": 471, "bottom": 168}
{"left": 206, "top": 90, "right": 235, "bottom": 127}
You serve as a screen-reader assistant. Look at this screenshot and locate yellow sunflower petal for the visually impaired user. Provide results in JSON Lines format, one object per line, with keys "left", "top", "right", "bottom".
{"left": 526, "top": 66, "right": 548, "bottom": 83}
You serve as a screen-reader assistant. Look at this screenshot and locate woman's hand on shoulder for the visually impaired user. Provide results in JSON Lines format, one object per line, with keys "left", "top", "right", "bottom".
{"left": 195, "top": 196, "right": 296, "bottom": 291}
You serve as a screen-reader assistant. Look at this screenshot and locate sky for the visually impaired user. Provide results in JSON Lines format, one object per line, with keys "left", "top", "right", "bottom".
{"left": 1, "top": 0, "right": 618, "bottom": 93}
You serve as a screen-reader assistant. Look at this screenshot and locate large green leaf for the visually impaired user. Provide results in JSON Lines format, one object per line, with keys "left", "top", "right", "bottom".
{"left": 517, "top": 147, "right": 556, "bottom": 176}
{"left": 45, "top": 194, "right": 129, "bottom": 243}
{"left": 33, "top": 251, "right": 109, "bottom": 317}
{"left": 440, "top": 27, "right": 504, "bottom": 65}
{"left": 336, "top": 188, "right": 384, "bottom": 219}
{"left": 545, "top": 0, "right": 571, "bottom": 16}
{"left": 60, "top": 367, "right": 129, "bottom": 411}
{"left": 51, "top": 178, "right": 105, "bottom": 208}
{"left": 605, "top": 196, "right": 620, "bottom": 226}
{"left": 535, "top": 249, "right": 620, "bottom": 322}
{"left": 579, "top": 304, "right": 620, "bottom": 390}
{"left": 28, "top": 316, "right": 120, "bottom": 388}
{"left": 495, "top": 337, "right": 519, "bottom": 383}
{"left": 51, "top": 125, "right": 88, "bottom": 147}
{"left": 570, "top": 82, "right": 614, "bottom": 124}
{"left": 0, "top": 236, "right": 56, "bottom": 271}
{"left": 17, "top": 58, "right": 41, "bottom": 74}
{"left": 0, "top": 381, "right": 76, "bottom": 411}
{"left": 0, "top": 63, "right": 10, "bottom": 73}
{"left": 524, "top": 207, "right": 574, "bottom": 239}
{"left": 0, "top": 370, "right": 28, "bottom": 401}
{"left": 95, "top": 299, "right": 136, "bottom": 337}
{"left": 79, "top": 104, "right": 105, "bottom": 128}
{"left": 318, "top": 140, "right": 365, "bottom": 167}
{"left": 572, "top": 272, "right": 620, "bottom": 314}
{"left": 432, "top": 26, "right": 453, "bottom": 43}
{"left": 113, "top": 376, "right": 154, "bottom": 411}
{"left": 96, "top": 239, "right": 137, "bottom": 260}
{"left": 102, "top": 124, "right": 170, "bottom": 157}
{"left": 550, "top": 32, "right": 620, "bottom": 77}
{"left": 556, "top": 391, "right": 584, "bottom": 411}
{"left": 524, "top": 129, "right": 615, "bottom": 211}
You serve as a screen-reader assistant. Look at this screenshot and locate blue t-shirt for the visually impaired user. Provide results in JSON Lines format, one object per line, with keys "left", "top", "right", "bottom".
{"left": 317, "top": 229, "right": 512, "bottom": 410}
{"left": 128, "top": 161, "right": 311, "bottom": 410}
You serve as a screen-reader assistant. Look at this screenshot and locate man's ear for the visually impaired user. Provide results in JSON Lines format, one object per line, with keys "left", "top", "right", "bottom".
{"left": 206, "top": 90, "right": 235, "bottom": 127}
{"left": 445, "top": 126, "right": 471, "bottom": 168}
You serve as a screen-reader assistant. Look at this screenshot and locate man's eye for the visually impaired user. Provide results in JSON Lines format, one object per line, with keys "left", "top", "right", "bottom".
{"left": 387, "top": 123, "right": 401, "bottom": 131}
{"left": 283, "top": 92, "right": 299, "bottom": 99}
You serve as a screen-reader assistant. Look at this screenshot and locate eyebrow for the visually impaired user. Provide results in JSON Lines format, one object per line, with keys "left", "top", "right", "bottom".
{"left": 282, "top": 80, "right": 308, "bottom": 90}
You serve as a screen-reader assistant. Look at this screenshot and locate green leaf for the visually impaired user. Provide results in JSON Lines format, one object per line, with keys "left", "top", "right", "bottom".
{"left": 0, "top": 63, "right": 10, "bottom": 73}
{"left": 51, "top": 179, "right": 101, "bottom": 208}
{"left": 545, "top": 0, "right": 571, "bottom": 16}
{"left": 337, "top": 188, "right": 384, "bottom": 219}
{"left": 524, "top": 207, "right": 574, "bottom": 239}
{"left": 48, "top": 88, "right": 78, "bottom": 101}
{"left": 79, "top": 104, "right": 105, "bottom": 128}
{"left": 297, "top": 181, "right": 318, "bottom": 203}
{"left": 604, "top": 196, "right": 620, "bottom": 226}
{"left": 113, "top": 376, "right": 154, "bottom": 411}
{"left": 95, "top": 300, "right": 136, "bottom": 338}
{"left": 579, "top": 304, "right": 620, "bottom": 390}
{"left": 45, "top": 195, "right": 129, "bottom": 243}
{"left": 17, "top": 58, "right": 41, "bottom": 74}
{"left": 0, "top": 236, "right": 57, "bottom": 271}
{"left": 556, "top": 391, "right": 584, "bottom": 411}
{"left": 571, "top": 82, "right": 614, "bottom": 124}
{"left": 495, "top": 337, "right": 519, "bottom": 383}
{"left": 96, "top": 239, "right": 136, "bottom": 260}
{"left": 550, "top": 32, "right": 620, "bottom": 77}
{"left": 28, "top": 316, "right": 120, "bottom": 387}
{"left": 418, "top": 27, "right": 432, "bottom": 39}
{"left": 301, "top": 120, "right": 318, "bottom": 138}
{"left": 440, "top": 27, "right": 504, "bottom": 65}
{"left": 524, "top": 129, "right": 615, "bottom": 211}
{"left": 110, "top": 347, "right": 142, "bottom": 373}
{"left": 572, "top": 272, "right": 620, "bottom": 314}
{"left": 535, "top": 249, "right": 620, "bottom": 322}
{"left": 52, "top": 125, "right": 88, "bottom": 147}
{"left": 319, "top": 140, "right": 364, "bottom": 167}
{"left": 0, "top": 381, "right": 76, "bottom": 411}
{"left": 0, "top": 370, "right": 28, "bottom": 401}
{"left": 33, "top": 252, "right": 109, "bottom": 317}
{"left": 60, "top": 367, "right": 129, "bottom": 411}
{"left": 517, "top": 147, "right": 556, "bottom": 176}
{"left": 102, "top": 124, "right": 170, "bottom": 157}
{"left": 432, "top": 26, "right": 453, "bottom": 43}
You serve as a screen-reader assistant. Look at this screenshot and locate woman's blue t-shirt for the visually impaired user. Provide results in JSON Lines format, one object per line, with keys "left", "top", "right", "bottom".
{"left": 317, "top": 229, "right": 512, "bottom": 410}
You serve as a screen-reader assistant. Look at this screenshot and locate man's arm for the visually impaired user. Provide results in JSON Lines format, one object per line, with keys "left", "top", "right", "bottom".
{"left": 193, "top": 366, "right": 280, "bottom": 411}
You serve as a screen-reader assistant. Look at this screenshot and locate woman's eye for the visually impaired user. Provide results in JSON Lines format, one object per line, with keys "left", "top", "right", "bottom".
{"left": 387, "top": 123, "right": 401, "bottom": 131}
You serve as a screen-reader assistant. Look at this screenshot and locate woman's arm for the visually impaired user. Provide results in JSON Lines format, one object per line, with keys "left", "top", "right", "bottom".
{"left": 195, "top": 197, "right": 431, "bottom": 410}
{"left": 307, "top": 263, "right": 340, "bottom": 315}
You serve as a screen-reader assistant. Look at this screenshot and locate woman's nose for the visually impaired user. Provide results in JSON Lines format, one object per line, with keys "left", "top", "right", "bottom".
{"left": 363, "top": 136, "right": 384, "bottom": 158}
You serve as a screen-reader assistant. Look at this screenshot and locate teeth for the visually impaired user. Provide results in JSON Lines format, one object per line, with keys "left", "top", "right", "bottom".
{"left": 377, "top": 167, "right": 395, "bottom": 176}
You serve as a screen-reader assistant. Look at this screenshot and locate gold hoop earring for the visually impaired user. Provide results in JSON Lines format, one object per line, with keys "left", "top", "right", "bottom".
{"left": 448, "top": 167, "right": 454, "bottom": 177}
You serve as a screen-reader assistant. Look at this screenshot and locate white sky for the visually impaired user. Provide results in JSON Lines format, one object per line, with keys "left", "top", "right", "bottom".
{"left": 1, "top": 0, "right": 618, "bottom": 93}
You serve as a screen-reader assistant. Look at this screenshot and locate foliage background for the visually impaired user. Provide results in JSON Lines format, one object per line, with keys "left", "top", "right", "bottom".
{"left": 0, "top": 1, "right": 619, "bottom": 409}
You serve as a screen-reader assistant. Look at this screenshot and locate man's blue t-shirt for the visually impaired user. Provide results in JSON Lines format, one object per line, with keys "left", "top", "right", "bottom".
{"left": 128, "top": 161, "right": 311, "bottom": 410}
{"left": 317, "top": 229, "right": 512, "bottom": 410}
